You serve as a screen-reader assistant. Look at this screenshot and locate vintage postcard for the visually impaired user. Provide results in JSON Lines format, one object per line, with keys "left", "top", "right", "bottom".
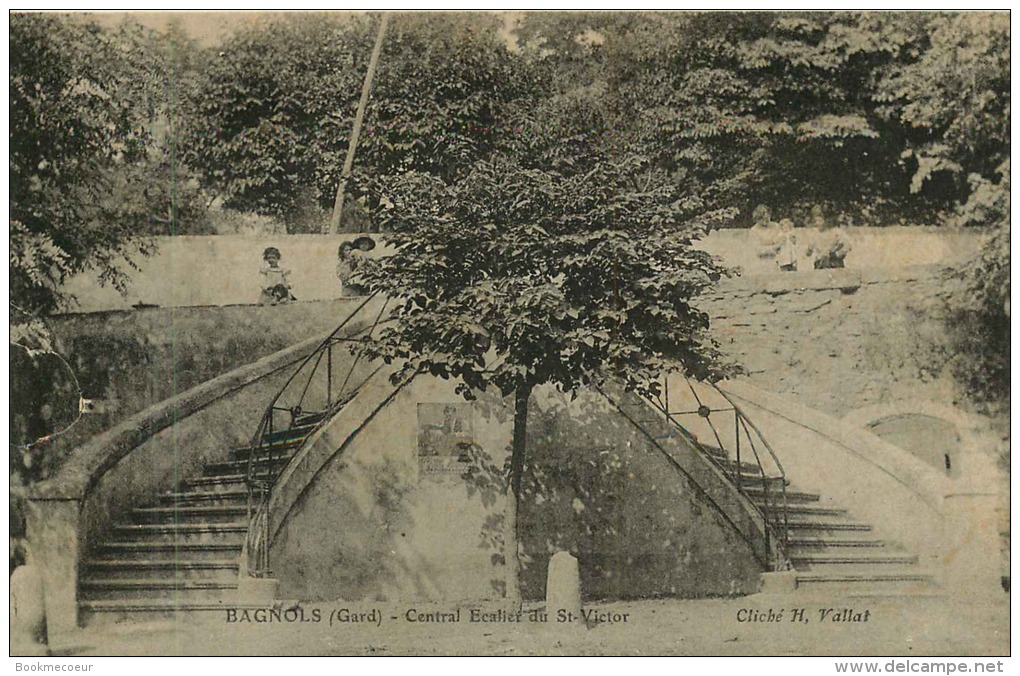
{"left": 9, "top": 9, "right": 1010, "bottom": 659}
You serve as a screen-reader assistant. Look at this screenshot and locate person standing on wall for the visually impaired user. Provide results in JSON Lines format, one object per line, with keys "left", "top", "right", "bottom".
{"left": 775, "top": 218, "right": 799, "bottom": 272}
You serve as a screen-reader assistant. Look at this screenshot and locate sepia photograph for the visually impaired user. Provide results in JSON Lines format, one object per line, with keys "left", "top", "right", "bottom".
{"left": 8, "top": 9, "right": 1011, "bottom": 660}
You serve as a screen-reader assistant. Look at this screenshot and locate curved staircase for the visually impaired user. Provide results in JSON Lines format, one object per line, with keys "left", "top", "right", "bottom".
{"left": 612, "top": 381, "right": 937, "bottom": 597}
{"left": 78, "top": 419, "right": 319, "bottom": 624}
{"left": 699, "top": 445, "right": 936, "bottom": 595}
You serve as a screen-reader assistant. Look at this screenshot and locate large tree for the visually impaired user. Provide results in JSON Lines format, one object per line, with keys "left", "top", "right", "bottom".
{"left": 512, "top": 11, "right": 1009, "bottom": 226}
{"left": 10, "top": 14, "right": 208, "bottom": 314}
{"left": 182, "top": 12, "right": 529, "bottom": 228}
{"left": 356, "top": 76, "right": 733, "bottom": 596}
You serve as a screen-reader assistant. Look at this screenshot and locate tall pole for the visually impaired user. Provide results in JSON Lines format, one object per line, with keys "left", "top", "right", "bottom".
{"left": 329, "top": 12, "right": 389, "bottom": 234}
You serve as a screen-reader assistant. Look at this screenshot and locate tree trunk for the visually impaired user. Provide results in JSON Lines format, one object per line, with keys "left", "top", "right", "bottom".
{"left": 504, "top": 382, "right": 532, "bottom": 607}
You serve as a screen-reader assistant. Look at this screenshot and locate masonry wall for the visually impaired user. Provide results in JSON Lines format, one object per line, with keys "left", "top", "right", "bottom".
{"left": 57, "top": 228, "right": 986, "bottom": 313}
{"left": 39, "top": 300, "right": 363, "bottom": 464}
{"left": 700, "top": 268, "right": 959, "bottom": 419}
{"left": 270, "top": 381, "right": 764, "bottom": 603}
{"left": 270, "top": 378, "right": 514, "bottom": 603}
{"left": 519, "top": 388, "right": 763, "bottom": 601}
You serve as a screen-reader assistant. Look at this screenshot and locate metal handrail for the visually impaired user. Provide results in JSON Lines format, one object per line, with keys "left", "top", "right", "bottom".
{"left": 647, "top": 375, "right": 791, "bottom": 571}
{"left": 244, "top": 295, "right": 389, "bottom": 578}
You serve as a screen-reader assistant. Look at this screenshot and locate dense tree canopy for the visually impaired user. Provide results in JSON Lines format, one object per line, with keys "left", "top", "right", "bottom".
{"left": 9, "top": 14, "right": 212, "bottom": 314}
{"left": 181, "top": 13, "right": 531, "bottom": 227}
{"left": 8, "top": 8, "right": 1009, "bottom": 594}
{"left": 11, "top": 12, "right": 1009, "bottom": 313}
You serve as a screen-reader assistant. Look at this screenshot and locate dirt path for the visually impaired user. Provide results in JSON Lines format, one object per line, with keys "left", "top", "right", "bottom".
{"left": 46, "top": 594, "right": 1008, "bottom": 657}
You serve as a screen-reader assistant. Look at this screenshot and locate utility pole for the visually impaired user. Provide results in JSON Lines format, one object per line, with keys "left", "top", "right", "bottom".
{"left": 329, "top": 12, "right": 389, "bottom": 234}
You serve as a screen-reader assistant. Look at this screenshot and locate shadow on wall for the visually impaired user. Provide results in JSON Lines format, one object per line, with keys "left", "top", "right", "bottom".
{"left": 268, "top": 376, "right": 763, "bottom": 604}
{"left": 41, "top": 300, "right": 366, "bottom": 464}
{"left": 519, "top": 387, "right": 762, "bottom": 601}
{"left": 269, "top": 377, "right": 514, "bottom": 603}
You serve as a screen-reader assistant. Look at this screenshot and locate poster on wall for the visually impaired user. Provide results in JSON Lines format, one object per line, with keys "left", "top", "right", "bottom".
{"left": 417, "top": 403, "right": 475, "bottom": 476}
{"left": 9, "top": 8, "right": 1009, "bottom": 665}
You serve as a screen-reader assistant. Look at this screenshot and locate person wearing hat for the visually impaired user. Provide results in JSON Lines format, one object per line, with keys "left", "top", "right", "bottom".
{"left": 259, "top": 246, "right": 295, "bottom": 305}
{"left": 336, "top": 236, "right": 376, "bottom": 296}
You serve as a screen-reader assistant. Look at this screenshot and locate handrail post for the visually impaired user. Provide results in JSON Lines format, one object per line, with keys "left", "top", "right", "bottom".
{"left": 327, "top": 342, "right": 333, "bottom": 409}
{"left": 664, "top": 375, "right": 670, "bottom": 423}
{"left": 735, "top": 411, "right": 742, "bottom": 492}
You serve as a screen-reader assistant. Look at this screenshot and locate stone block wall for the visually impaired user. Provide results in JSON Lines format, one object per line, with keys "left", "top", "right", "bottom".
{"left": 700, "top": 268, "right": 960, "bottom": 419}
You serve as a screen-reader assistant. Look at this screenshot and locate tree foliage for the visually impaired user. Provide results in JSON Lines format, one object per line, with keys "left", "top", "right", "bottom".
{"left": 354, "top": 49, "right": 734, "bottom": 598}
{"left": 358, "top": 155, "right": 731, "bottom": 399}
{"left": 947, "top": 165, "right": 1010, "bottom": 415}
{"left": 182, "top": 12, "right": 529, "bottom": 226}
{"left": 177, "top": 11, "right": 1009, "bottom": 231}
{"left": 9, "top": 14, "right": 210, "bottom": 314}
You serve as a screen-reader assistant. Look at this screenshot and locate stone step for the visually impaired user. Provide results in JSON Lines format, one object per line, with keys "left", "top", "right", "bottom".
{"left": 783, "top": 522, "right": 873, "bottom": 537}
{"left": 185, "top": 474, "right": 248, "bottom": 490}
{"left": 80, "top": 599, "right": 240, "bottom": 625}
{"left": 262, "top": 424, "right": 316, "bottom": 445}
{"left": 111, "top": 522, "right": 247, "bottom": 545}
{"left": 787, "top": 537, "right": 887, "bottom": 549}
{"left": 132, "top": 505, "right": 248, "bottom": 524}
{"left": 80, "top": 578, "right": 237, "bottom": 601}
{"left": 744, "top": 488, "right": 820, "bottom": 503}
{"left": 761, "top": 504, "right": 848, "bottom": 517}
{"left": 159, "top": 489, "right": 248, "bottom": 506}
{"left": 83, "top": 560, "right": 240, "bottom": 581}
{"left": 228, "top": 438, "right": 303, "bottom": 461}
{"left": 713, "top": 457, "right": 765, "bottom": 473}
{"left": 781, "top": 513, "right": 868, "bottom": 527}
{"left": 93, "top": 541, "right": 243, "bottom": 561}
{"left": 790, "top": 550, "right": 918, "bottom": 573}
{"left": 794, "top": 571, "right": 935, "bottom": 594}
{"left": 699, "top": 444, "right": 728, "bottom": 460}
{"left": 204, "top": 455, "right": 293, "bottom": 477}
{"left": 292, "top": 410, "right": 330, "bottom": 427}
{"left": 736, "top": 474, "right": 790, "bottom": 487}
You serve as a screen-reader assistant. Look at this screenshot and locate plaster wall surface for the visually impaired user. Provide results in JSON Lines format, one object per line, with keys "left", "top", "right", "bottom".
{"left": 57, "top": 228, "right": 986, "bottom": 312}
{"left": 270, "top": 380, "right": 764, "bottom": 603}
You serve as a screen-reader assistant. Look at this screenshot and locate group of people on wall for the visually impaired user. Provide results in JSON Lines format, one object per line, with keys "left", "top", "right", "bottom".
{"left": 258, "top": 209, "right": 851, "bottom": 305}
{"left": 257, "top": 235, "right": 377, "bottom": 305}
{"left": 751, "top": 205, "right": 852, "bottom": 272}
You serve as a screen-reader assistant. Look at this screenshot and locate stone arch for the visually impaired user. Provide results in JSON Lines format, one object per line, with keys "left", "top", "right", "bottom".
{"left": 842, "top": 400, "right": 991, "bottom": 480}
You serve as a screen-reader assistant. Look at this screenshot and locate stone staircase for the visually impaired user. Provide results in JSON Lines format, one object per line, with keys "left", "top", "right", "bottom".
{"left": 78, "top": 417, "right": 321, "bottom": 624}
{"left": 701, "top": 444, "right": 937, "bottom": 596}
{"left": 612, "top": 391, "right": 936, "bottom": 597}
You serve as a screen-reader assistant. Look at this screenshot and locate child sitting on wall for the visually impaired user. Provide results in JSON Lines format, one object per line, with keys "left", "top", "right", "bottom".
{"left": 259, "top": 246, "right": 295, "bottom": 305}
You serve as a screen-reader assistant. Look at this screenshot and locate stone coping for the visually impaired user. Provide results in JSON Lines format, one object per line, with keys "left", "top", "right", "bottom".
{"left": 29, "top": 296, "right": 386, "bottom": 501}
{"left": 719, "top": 379, "right": 950, "bottom": 511}
{"left": 708, "top": 264, "right": 943, "bottom": 296}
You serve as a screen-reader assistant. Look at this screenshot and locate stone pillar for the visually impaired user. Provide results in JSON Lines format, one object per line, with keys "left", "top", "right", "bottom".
{"left": 941, "top": 447, "right": 1002, "bottom": 598}
{"left": 546, "top": 551, "right": 582, "bottom": 625}
{"left": 25, "top": 498, "right": 82, "bottom": 643}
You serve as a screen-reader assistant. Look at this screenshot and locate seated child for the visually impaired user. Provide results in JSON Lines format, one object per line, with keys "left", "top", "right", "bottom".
{"left": 807, "top": 207, "right": 851, "bottom": 269}
{"left": 259, "top": 246, "right": 295, "bottom": 305}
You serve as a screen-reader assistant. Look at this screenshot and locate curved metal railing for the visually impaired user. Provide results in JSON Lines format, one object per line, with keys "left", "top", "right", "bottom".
{"left": 244, "top": 294, "right": 389, "bottom": 578}
{"left": 645, "top": 374, "right": 791, "bottom": 571}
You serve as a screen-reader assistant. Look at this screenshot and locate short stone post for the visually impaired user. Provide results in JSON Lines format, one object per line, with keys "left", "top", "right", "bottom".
{"left": 546, "top": 551, "right": 583, "bottom": 627}
{"left": 26, "top": 497, "right": 82, "bottom": 645}
{"left": 10, "top": 563, "right": 47, "bottom": 655}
